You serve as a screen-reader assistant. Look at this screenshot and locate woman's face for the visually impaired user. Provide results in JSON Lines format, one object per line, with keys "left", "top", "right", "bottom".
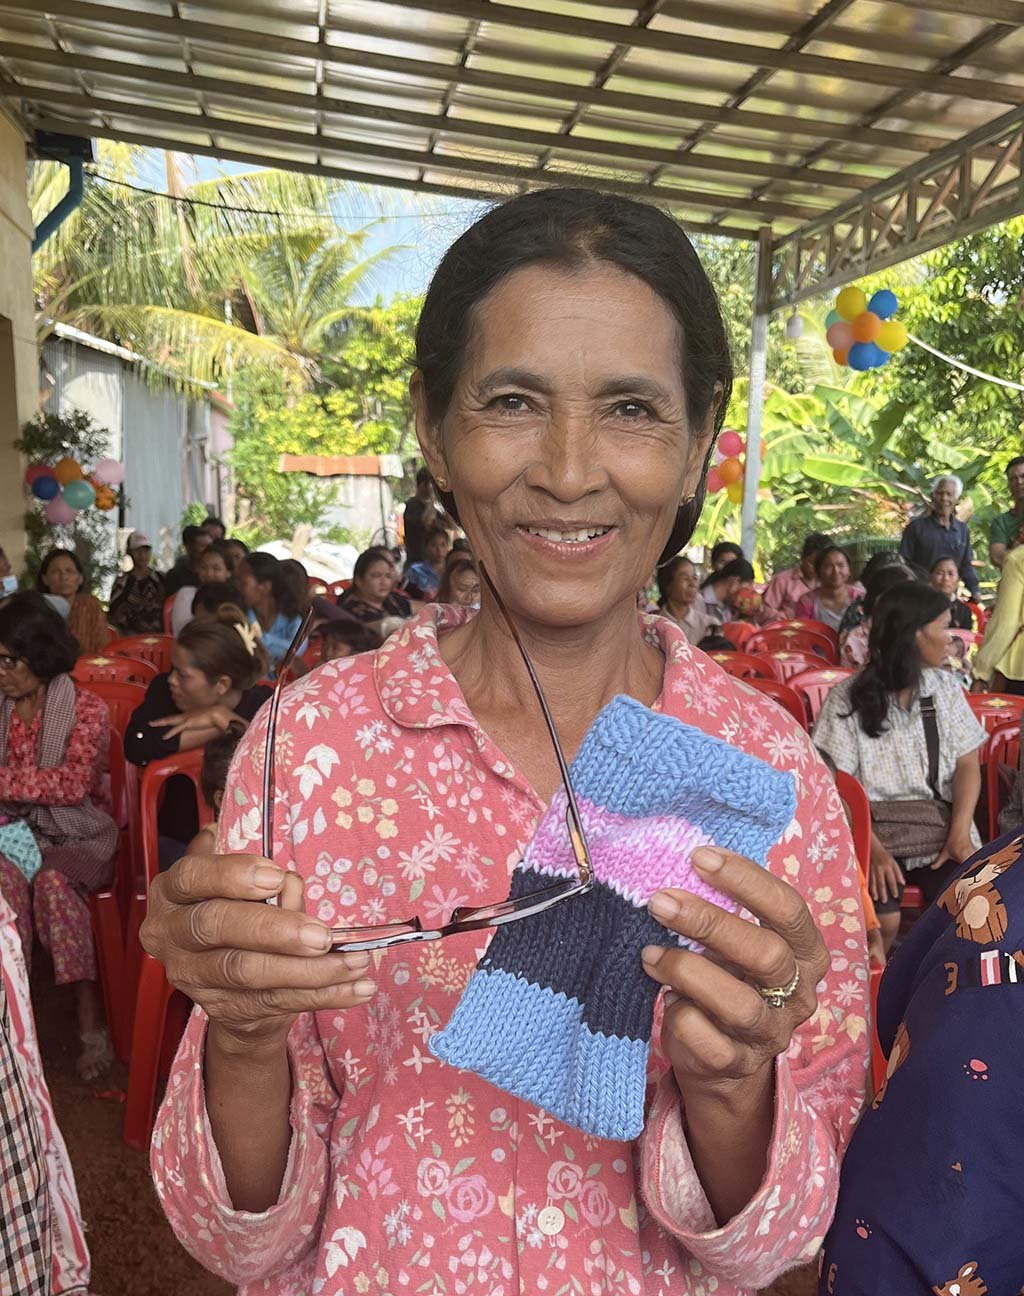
{"left": 819, "top": 551, "right": 850, "bottom": 590}
{"left": 413, "top": 263, "right": 714, "bottom": 630}
{"left": 168, "top": 644, "right": 225, "bottom": 710}
{"left": 931, "top": 559, "right": 959, "bottom": 598}
{"left": 449, "top": 567, "right": 481, "bottom": 608}
{"left": 131, "top": 546, "right": 151, "bottom": 572}
{"left": 426, "top": 532, "right": 450, "bottom": 568}
{"left": 198, "top": 550, "right": 230, "bottom": 585}
{"left": 713, "top": 548, "right": 741, "bottom": 572}
{"left": 42, "top": 555, "right": 82, "bottom": 599}
{"left": 669, "top": 560, "right": 698, "bottom": 606}
{"left": 235, "top": 561, "right": 263, "bottom": 610}
{"left": 356, "top": 560, "right": 394, "bottom": 605}
{"left": 916, "top": 609, "right": 952, "bottom": 669}
{"left": 0, "top": 641, "right": 42, "bottom": 700}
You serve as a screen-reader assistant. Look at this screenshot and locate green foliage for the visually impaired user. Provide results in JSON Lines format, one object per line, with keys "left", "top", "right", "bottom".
{"left": 15, "top": 411, "right": 121, "bottom": 591}
{"left": 180, "top": 501, "right": 208, "bottom": 531}
{"left": 328, "top": 295, "right": 421, "bottom": 457}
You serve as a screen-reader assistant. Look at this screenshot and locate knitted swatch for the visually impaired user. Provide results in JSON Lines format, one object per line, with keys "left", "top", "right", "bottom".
{"left": 429, "top": 694, "right": 797, "bottom": 1141}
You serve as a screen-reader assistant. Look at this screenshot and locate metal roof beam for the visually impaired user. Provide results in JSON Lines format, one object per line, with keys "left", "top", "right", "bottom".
{"left": 889, "top": 0, "right": 1024, "bottom": 22}
{"left": 24, "top": 90, "right": 820, "bottom": 220}
{"left": 28, "top": 113, "right": 759, "bottom": 241}
{"left": 0, "top": 0, "right": 948, "bottom": 156}
{"left": 0, "top": 40, "right": 870, "bottom": 192}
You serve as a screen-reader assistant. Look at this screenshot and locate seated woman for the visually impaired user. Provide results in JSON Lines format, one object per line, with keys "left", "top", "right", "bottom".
{"left": 404, "top": 525, "right": 450, "bottom": 599}
{"left": 794, "top": 545, "right": 858, "bottom": 633}
{"left": 435, "top": 555, "right": 481, "bottom": 609}
{"left": 819, "top": 828, "right": 1024, "bottom": 1293}
{"left": 235, "top": 552, "right": 305, "bottom": 669}
{"left": 108, "top": 531, "right": 165, "bottom": 635}
{"left": 338, "top": 548, "right": 414, "bottom": 625}
{"left": 658, "top": 553, "right": 720, "bottom": 644}
{"left": 838, "top": 562, "right": 914, "bottom": 668}
{"left": 36, "top": 548, "right": 109, "bottom": 655}
{"left": 814, "top": 582, "right": 986, "bottom": 952}
{"left": 170, "top": 542, "right": 233, "bottom": 636}
{"left": 0, "top": 592, "right": 118, "bottom": 1080}
{"left": 930, "top": 555, "right": 975, "bottom": 630}
{"left": 124, "top": 607, "right": 271, "bottom": 866}
{"left": 699, "top": 554, "right": 755, "bottom": 623}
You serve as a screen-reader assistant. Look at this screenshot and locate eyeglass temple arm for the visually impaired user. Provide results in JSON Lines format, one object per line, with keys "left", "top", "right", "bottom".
{"left": 478, "top": 562, "right": 591, "bottom": 879}
{"left": 261, "top": 605, "right": 317, "bottom": 859}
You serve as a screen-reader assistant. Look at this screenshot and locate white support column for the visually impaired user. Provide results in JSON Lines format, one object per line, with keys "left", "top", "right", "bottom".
{"left": 741, "top": 227, "right": 773, "bottom": 562}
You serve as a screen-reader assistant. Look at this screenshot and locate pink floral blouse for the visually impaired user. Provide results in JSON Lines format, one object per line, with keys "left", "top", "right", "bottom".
{"left": 152, "top": 607, "right": 870, "bottom": 1296}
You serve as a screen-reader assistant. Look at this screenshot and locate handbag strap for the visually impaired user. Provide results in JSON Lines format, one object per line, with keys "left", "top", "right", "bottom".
{"left": 920, "top": 694, "right": 941, "bottom": 800}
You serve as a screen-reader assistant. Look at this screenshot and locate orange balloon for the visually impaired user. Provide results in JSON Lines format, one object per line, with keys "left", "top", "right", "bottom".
{"left": 53, "top": 457, "right": 83, "bottom": 485}
{"left": 717, "top": 456, "right": 743, "bottom": 486}
{"left": 850, "top": 311, "right": 882, "bottom": 343}
{"left": 833, "top": 347, "right": 849, "bottom": 365}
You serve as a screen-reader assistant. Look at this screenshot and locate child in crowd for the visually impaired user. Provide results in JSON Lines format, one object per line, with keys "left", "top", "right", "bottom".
{"left": 318, "top": 615, "right": 383, "bottom": 662}
{"left": 186, "top": 726, "right": 246, "bottom": 856}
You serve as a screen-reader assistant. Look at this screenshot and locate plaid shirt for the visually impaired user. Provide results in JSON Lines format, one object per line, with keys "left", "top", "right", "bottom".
{"left": 0, "top": 982, "right": 51, "bottom": 1296}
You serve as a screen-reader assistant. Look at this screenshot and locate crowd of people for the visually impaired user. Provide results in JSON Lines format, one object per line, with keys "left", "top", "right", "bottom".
{"left": 1, "top": 186, "right": 1022, "bottom": 1296}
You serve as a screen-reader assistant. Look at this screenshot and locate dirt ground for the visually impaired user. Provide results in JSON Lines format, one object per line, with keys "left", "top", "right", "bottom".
{"left": 34, "top": 970, "right": 814, "bottom": 1296}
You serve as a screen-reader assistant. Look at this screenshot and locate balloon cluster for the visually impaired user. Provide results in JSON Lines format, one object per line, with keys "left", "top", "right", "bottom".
{"left": 825, "top": 287, "right": 908, "bottom": 372}
{"left": 24, "top": 457, "right": 125, "bottom": 525}
{"left": 707, "top": 429, "right": 747, "bottom": 505}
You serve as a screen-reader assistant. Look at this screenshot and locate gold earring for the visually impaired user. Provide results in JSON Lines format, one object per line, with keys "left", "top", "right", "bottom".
{"left": 435, "top": 474, "right": 448, "bottom": 490}
{"left": 681, "top": 492, "right": 695, "bottom": 506}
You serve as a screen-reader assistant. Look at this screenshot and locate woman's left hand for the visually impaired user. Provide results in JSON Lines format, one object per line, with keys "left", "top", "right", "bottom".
{"left": 642, "top": 846, "right": 830, "bottom": 1097}
{"left": 151, "top": 706, "right": 247, "bottom": 739}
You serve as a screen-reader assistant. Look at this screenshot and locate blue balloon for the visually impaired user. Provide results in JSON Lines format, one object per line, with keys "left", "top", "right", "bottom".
{"left": 31, "top": 475, "right": 59, "bottom": 501}
{"left": 825, "top": 308, "right": 842, "bottom": 327}
{"left": 868, "top": 289, "right": 898, "bottom": 320}
{"left": 849, "top": 342, "right": 879, "bottom": 371}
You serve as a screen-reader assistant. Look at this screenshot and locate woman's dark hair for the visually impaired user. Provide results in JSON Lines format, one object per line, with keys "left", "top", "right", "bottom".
{"left": 36, "top": 548, "right": 84, "bottom": 593}
{"left": 862, "top": 563, "right": 913, "bottom": 618}
{"left": 279, "top": 559, "right": 310, "bottom": 619}
{"left": 437, "top": 556, "right": 479, "bottom": 604}
{"left": 697, "top": 631, "right": 733, "bottom": 652}
{"left": 0, "top": 591, "right": 79, "bottom": 680}
{"left": 656, "top": 554, "right": 694, "bottom": 607}
{"left": 859, "top": 549, "right": 901, "bottom": 584}
{"left": 318, "top": 616, "right": 383, "bottom": 657}
{"left": 200, "top": 725, "right": 245, "bottom": 809}
{"left": 242, "top": 552, "right": 304, "bottom": 620}
{"left": 415, "top": 188, "right": 734, "bottom": 561}
{"left": 930, "top": 554, "right": 960, "bottom": 575}
{"left": 814, "top": 544, "right": 851, "bottom": 579}
{"left": 352, "top": 548, "right": 395, "bottom": 585}
{"left": 845, "top": 583, "right": 951, "bottom": 738}
{"left": 197, "top": 541, "right": 232, "bottom": 572}
{"left": 701, "top": 556, "right": 755, "bottom": 589}
{"left": 202, "top": 515, "right": 226, "bottom": 533}
{"left": 711, "top": 541, "right": 744, "bottom": 567}
{"left": 191, "top": 581, "right": 245, "bottom": 617}
{"left": 800, "top": 532, "right": 830, "bottom": 559}
{"left": 177, "top": 605, "right": 270, "bottom": 689}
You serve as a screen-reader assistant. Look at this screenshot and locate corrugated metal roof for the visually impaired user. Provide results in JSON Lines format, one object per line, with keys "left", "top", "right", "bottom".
{"left": 3, "top": 0, "right": 1024, "bottom": 243}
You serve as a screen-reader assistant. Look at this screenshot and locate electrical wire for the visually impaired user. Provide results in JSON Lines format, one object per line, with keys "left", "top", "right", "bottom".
{"left": 909, "top": 333, "right": 1024, "bottom": 393}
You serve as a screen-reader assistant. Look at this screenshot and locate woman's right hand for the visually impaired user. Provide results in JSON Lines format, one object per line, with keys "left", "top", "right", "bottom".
{"left": 140, "top": 853, "right": 377, "bottom": 1053}
{"left": 869, "top": 842, "right": 904, "bottom": 904}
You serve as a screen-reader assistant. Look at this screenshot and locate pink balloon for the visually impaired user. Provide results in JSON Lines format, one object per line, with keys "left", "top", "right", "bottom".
{"left": 718, "top": 429, "right": 744, "bottom": 458}
{"left": 825, "top": 320, "right": 853, "bottom": 350}
{"left": 706, "top": 467, "right": 724, "bottom": 494}
{"left": 44, "top": 495, "right": 77, "bottom": 525}
{"left": 92, "top": 457, "right": 125, "bottom": 486}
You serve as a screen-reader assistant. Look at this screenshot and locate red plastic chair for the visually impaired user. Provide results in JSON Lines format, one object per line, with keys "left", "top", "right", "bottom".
{"left": 161, "top": 595, "right": 175, "bottom": 635}
{"left": 706, "top": 650, "right": 777, "bottom": 681}
{"left": 329, "top": 578, "right": 352, "bottom": 597}
{"left": 308, "top": 576, "right": 329, "bottom": 597}
{"left": 73, "top": 653, "right": 158, "bottom": 687}
{"left": 746, "top": 627, "right": 838, "bottom": 664}
{"left": 789, "top": 667, "right": 855, "bottom": 726}
{"left": 720, "top": 621, "right": 757, "bottom": 649}
{"left": 965, "top": 602, "right": 988, "bottom": 635}
{"left": 761, "top": 618, "right": 839, "bottom": 648}
{"left": 759, "top": 648, "right": 824, "bottom": 683}
{"left": 78, "top": 679, "right": 146, "bottom": 1061}
{"left": 967, "top": 692, "right": 1024, "bottom": 736}
{"left": 985, "top": 719, "right": 1021, "bottom": 839}
{"left": 747, "top": 677, "right": 807, "bottom": 729}
{"left": 109, "top": 634, "right": 174, "bottom": 674}
{"left": 124, "top": 748, "right": 213, "bottom": 1150}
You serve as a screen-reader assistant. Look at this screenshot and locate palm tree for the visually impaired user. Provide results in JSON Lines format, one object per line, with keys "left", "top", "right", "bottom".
{"left": 32, "top": 148, "right": 403, "bottom": 388}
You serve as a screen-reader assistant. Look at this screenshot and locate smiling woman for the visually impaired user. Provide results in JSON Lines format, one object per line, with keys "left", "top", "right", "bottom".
{"left": 143, "top": 188, "right": 869, "bottom": 1296}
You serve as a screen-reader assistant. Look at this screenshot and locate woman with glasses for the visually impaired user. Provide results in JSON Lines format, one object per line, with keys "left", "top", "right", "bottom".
{"left": 0, "top": 591, "right": 118, "bottom": 1081}
{"left": 143, "top": 189, "right": 868, "bottom": 1296}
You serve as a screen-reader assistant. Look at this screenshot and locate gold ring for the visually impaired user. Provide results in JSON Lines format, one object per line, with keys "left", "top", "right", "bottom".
{"left": 756, "top": 966, "right": 800, "bottom": 1009}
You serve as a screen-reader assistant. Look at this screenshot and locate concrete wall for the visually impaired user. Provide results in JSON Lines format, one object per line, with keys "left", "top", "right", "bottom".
{"left": 0, "top": 112, "right": 37, "bottom": 569}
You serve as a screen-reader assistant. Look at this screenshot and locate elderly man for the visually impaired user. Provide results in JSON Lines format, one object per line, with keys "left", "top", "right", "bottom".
{"left": 900, "top": 474, "right": 980, "bottom": 599}
{"left": 989, "top": 455, "right": 1024, "bottom": 570}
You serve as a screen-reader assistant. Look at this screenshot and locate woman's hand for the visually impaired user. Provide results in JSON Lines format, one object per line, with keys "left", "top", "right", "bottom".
{"left": 151, "top": 705, "right": 247, "bottom": 739}
{"left": 932, "top": 830, "right": 974, "bottom": 872}
{"left": 140, "top": 853, "right": 376, "bottom": 1054}
{"left": 642, "top": 847, "right": 829, "bottom": 1097}
{"left": 869, "top": 841, "right": 904, "bottom": 903}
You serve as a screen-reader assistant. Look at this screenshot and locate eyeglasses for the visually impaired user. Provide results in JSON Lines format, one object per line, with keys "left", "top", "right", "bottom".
{"left": 263, "top": 566, "right": 593, "bottom": 951}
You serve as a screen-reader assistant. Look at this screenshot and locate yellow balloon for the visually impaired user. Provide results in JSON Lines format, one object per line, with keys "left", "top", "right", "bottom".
{"left": 877, "top": 319, "right": 908, "bottom": 353}
{"left": 53, "top": 457, "right": 83, "bottom": 485}
{"left": 836, "top": 286, "right": 867, "bottom": 322}
{"left": 726, "top": 481, "right": 744, "bottom": 504}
